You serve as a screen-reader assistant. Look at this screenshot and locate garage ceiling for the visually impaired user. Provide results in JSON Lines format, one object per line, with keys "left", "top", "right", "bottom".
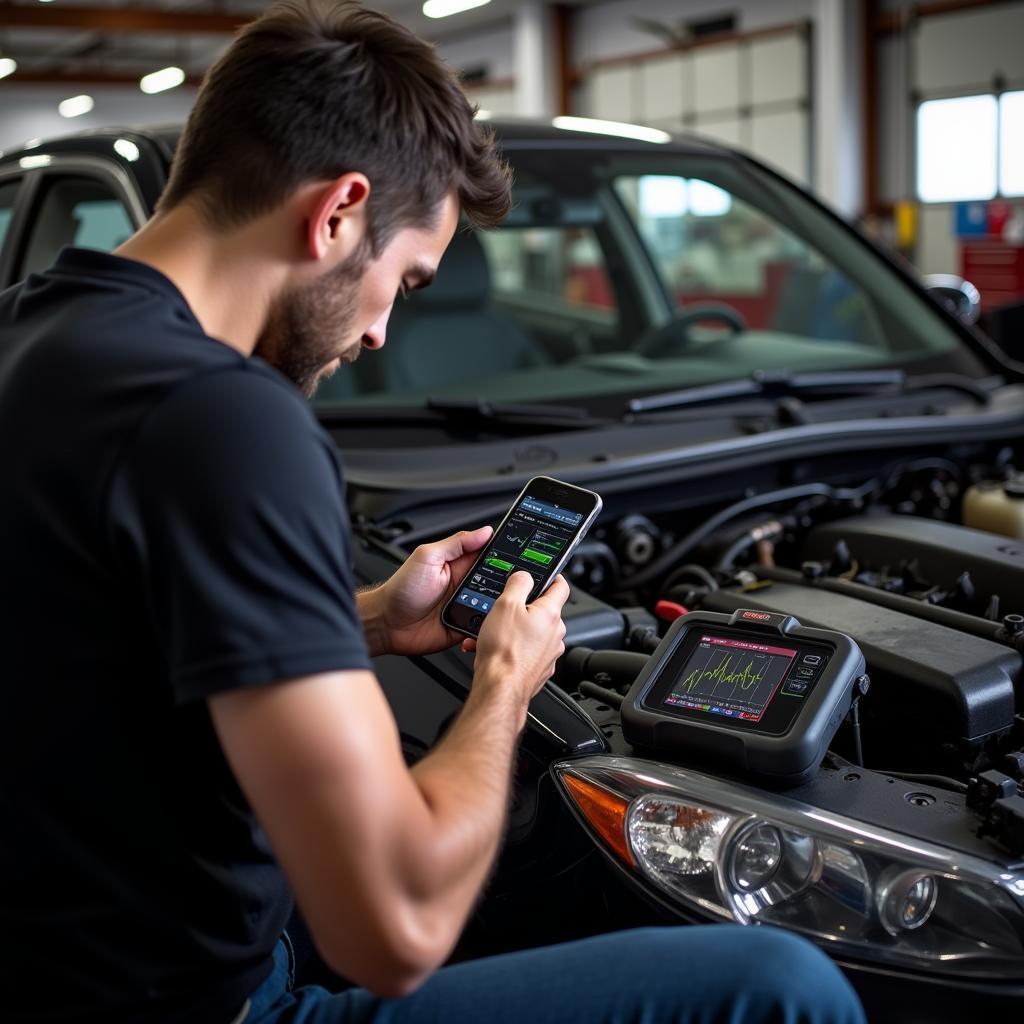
{"left": 0, "top": 0, "right": 597, "bottom": 85}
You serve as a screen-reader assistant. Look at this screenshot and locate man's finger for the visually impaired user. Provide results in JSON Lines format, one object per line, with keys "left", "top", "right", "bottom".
{"left": 498, "top": 570, "right": 534, "bottom": 605}
{"left": 418, "top": 525, "right": 492, "bottom": 566}
{"left": 532, "top": 574, "right": 570, "bottom": 611}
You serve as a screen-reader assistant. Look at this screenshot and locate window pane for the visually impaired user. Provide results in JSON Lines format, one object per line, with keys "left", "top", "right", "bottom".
{"left": 20, "top": 177, "right": 134, "bottom": 278}
{"left": 0, "top": 180, "right": 19, "bottom": 254}
{"left": 917, "top": 95, "right": 998, "bottom": 203}
{"left": 482, "top": 227, "right": 615, "bottom": 312}
{"left": 1001, "top": 90, "right": 1024, "bottom": 197}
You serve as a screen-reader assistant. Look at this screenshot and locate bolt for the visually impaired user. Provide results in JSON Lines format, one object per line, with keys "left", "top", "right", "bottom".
{"left": 801, "top": 560, "right": 824, "bottom": 580}
{"left": 1002, "top": 614, "right": 1024, "bottom": 639}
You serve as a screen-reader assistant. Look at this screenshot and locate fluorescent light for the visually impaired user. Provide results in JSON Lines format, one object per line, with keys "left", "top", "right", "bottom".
{"left": 423, "top": 0, "right": 490, "bottom": 18}
{"left": 0, "top": 57, "right": 16, "bottom": 80}
{"left": 58, "top": 94, "right": 94, "bottom": 118}
{"left": 140, "top": 66, "right": 185, "bottom": 95}
{"left": 113, "top": 138, "right": 140, "bottom": 162}
{"left": 552, "top": 116, "right": 671, "bottom": 145}
{"left": 20, "top": 154, "right": 51, "bottom": 169}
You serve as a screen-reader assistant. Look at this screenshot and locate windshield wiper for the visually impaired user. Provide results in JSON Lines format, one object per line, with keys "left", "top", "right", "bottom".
{"left": 317, "top": 398, "right": 609, "bottom": 432}
{"left": 625, "top": 369, "right": 991, "bottom": 416}
{"left": 425, "top": 397, "right": 611, "bottom": 430}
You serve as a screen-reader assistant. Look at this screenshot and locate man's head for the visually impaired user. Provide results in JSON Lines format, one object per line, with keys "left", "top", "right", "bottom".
{"left": 158, "top": 0, "right": 510, "bottom": 396}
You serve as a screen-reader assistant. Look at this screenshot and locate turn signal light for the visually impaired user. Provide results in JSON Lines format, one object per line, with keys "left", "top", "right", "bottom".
{"left": 561, "top": 772, "right": 633, "bottom": 865}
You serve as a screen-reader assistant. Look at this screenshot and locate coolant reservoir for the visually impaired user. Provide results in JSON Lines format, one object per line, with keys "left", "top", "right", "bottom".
{"left": 963, "top": 477, "right": 1024, "bottom": 538}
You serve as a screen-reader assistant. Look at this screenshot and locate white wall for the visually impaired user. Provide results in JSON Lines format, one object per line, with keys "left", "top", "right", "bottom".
{"left": 0, "top": 85, "right": 199, "bottom": 154}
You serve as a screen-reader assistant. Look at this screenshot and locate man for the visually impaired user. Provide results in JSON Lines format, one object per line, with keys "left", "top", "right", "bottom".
{"left": 0, "top": 2, "right": 866, "bottom": 1023}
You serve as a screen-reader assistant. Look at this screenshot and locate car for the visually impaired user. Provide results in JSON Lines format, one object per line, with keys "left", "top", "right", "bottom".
{"left": 2, "top": 119, "right": 1024, "bottom": 1022}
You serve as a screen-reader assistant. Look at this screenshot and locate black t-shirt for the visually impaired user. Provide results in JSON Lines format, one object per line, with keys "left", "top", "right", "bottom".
{"left": 0, "top": 248, "right": 372, "bottom": 1023}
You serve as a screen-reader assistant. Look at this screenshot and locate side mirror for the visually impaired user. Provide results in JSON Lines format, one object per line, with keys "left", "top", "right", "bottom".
{"left": 923, "top": 274, "right": 981, "bottom": 327}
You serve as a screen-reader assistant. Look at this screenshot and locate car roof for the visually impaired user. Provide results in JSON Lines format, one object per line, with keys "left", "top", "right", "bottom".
{"left": 0, "top": 116, "right": 734, "bottom": 169}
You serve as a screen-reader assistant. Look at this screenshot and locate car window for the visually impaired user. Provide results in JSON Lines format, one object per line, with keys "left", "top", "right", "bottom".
{"left": 615, "top": 174, "right": 886, "bottom": 349}
{"left": 313, "top": 210, "right": 625, "bottom": 406}
{"left": 0, "top": 179, "right": 19, "bottom": 255}
{"left": 480, "top": 227, "right": 615, "bottom": 315}
{"left": 313, "top": 148, "right": 984, "bottom": 411}
{"left": 20, "top": 176, "right": 135, "bottom": 277}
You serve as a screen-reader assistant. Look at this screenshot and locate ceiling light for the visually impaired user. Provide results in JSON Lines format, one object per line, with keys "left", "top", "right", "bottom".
{"left": 113, "top": 138, "right": 140, "bottom": 163}
{"left": 140, "top": 66, "right": 185, "bottom": 95}
{"left": 0, "top": 58, "right": 16, "bottom": 80}
{"left": 58, "top": 94, "right": 94, "bottom": 119}
{"left": 552, "top": 116, "right": 671, "bottom": 144}
{"left": 423, "top": 0, "right": 491, "bottom": 18}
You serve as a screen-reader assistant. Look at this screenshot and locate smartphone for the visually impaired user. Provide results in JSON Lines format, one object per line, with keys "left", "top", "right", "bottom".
{"left": 442, "top": 476, "right": 603, "bottom": 638}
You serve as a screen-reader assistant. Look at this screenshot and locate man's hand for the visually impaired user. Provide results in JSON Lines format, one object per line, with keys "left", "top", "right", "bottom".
{"left": 473, "top": 570, "right": 569, "bottom": 719}
{"left": 359, "top": 526, "right": 493, "bottom": 657}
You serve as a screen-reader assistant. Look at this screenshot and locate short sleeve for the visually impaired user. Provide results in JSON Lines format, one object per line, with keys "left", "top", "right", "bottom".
{"left": 108, "top": 367, "right": 372, "bottom": 704}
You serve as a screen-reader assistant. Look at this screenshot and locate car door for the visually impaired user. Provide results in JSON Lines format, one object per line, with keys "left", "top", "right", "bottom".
{"left": 5, "top": 156, "right": 146, "bottom": 285}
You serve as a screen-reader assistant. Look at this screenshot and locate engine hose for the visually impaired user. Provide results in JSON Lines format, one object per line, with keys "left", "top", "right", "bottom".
{"left": 662, "top": 562, "right": 718, "bottom": 593}
{"left": 561, "top": 647, "right": 650, "bottom": 687}
{"left": 716, "top": 517, "right": 790, "bottom": 571}
{"left": 578, "top": 680, "right": 625, "bottom": 709}
{"left": 626, "top": 479, "right": 879, "bottom": 589}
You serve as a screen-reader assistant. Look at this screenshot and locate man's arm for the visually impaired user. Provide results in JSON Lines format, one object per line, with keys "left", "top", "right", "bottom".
{"left": 209, "top": 572, "right": 568, "bottom": 998}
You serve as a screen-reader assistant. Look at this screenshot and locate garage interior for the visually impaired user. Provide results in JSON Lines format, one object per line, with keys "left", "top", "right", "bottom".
{"left": 3, "top": 2, "right": 1024, "bottom": 1023}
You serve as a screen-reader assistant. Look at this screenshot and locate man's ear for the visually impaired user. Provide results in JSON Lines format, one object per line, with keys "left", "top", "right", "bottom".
{"left": 306, "top": 172, "right": 371, "bottom": 262}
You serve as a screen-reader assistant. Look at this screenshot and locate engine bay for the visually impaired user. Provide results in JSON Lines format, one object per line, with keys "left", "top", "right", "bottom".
{"left": 551, "top": 451, "right": 1024, "bottom": 856}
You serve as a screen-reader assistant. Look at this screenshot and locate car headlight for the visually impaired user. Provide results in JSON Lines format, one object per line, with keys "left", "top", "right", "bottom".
{"left": 552, "top": 755, "right": 1024, "bottom": 979}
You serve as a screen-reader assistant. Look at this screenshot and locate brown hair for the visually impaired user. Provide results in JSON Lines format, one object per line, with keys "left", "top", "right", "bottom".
{"left": 159, "top": 0, "right": 511, "bottom": 250}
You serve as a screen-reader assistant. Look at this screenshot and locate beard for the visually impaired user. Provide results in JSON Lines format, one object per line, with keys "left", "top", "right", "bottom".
{"left": 253, "top": 246, "right": 368, "bottom": 399}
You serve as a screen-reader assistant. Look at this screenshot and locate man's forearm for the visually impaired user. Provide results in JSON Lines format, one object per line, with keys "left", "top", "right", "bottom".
{"left": 402, "top": 668, "right": 527, "bottom": 950}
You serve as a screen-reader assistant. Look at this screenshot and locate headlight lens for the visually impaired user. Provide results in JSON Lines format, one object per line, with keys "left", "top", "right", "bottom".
{"left": 553, "top": 755, "right": 1024, "bottom": 979}
{"left": 729, "top": 822, "right": 784, "bottom": 892}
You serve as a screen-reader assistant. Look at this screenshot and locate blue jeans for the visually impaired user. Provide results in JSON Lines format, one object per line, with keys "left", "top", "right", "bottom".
{"left": 243, "top": 926, "right": 866, "bottom": 1024}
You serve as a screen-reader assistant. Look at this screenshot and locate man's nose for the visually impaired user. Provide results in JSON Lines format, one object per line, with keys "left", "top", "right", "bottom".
{"left": 362, "top": 305, "right": 393, "bottom": 350}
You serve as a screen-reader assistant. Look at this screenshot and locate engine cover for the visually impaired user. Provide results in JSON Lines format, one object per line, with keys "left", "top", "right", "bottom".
{"left": 803, "top": 515, "right": 1024, "bottom": 615}
{"left": 702, "top": 582, "right": 1018, "bottom": 747}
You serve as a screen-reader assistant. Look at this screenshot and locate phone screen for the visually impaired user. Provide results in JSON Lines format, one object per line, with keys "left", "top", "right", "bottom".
{"left": 443, "top": 478, "right": 601, "bottom": 637}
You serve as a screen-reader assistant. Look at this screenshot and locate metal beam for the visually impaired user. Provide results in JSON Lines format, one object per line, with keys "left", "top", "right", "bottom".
{"left": 0, "top": 4, "right": 247, "bottom": 34}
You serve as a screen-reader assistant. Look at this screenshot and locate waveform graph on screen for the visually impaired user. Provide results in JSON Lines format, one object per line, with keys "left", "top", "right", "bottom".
{"left": 681, "top": 647, "right": 778, "bottom": 709}
{"left": 502, "top": 529, "right": 529, "bottom": 551}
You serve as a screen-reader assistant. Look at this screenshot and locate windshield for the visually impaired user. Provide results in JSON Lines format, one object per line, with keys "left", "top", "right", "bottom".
{"left": 313, "top": 145, "right": 987, "bottom": 410}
